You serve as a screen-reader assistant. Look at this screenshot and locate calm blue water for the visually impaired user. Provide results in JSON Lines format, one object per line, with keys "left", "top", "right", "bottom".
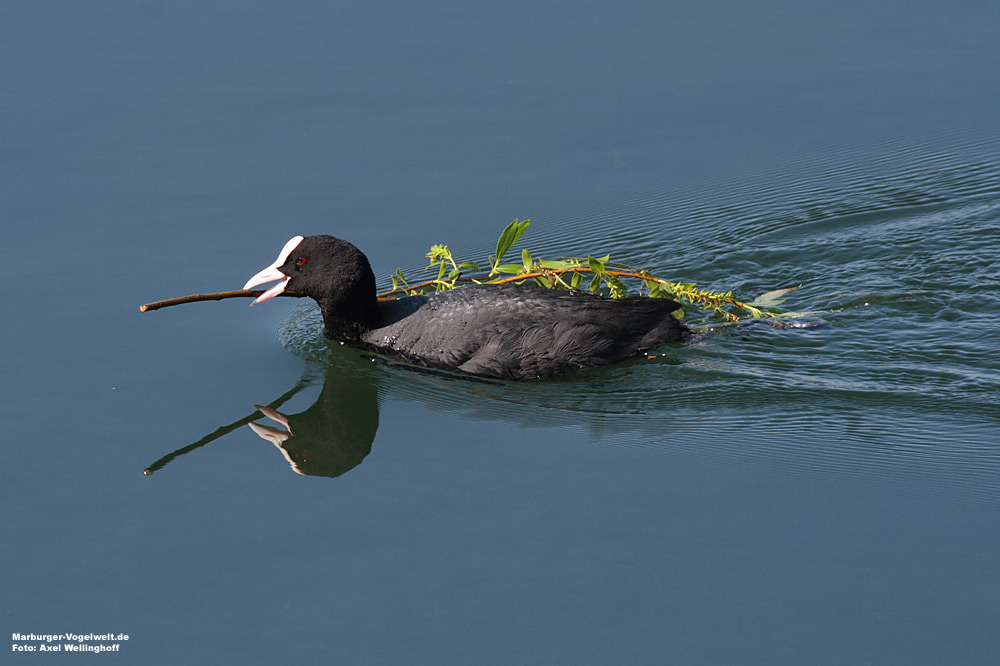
{"left": 3, "top": 2, "right": 999, "bottom": 664}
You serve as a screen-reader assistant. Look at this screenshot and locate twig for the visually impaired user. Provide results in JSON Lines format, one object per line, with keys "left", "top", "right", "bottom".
{"left": 143, "top": 378, "right": 310, "bottom": 475}
{"left": 456, "top": 267, "right": 756, "bottom": 313}
{"left": 139, "top": 289, "right": 306, "bottom": 312}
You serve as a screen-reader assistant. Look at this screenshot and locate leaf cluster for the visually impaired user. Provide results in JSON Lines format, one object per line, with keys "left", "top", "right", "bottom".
{"left": 380, "top": 219, "right": 799, "bottom": 321}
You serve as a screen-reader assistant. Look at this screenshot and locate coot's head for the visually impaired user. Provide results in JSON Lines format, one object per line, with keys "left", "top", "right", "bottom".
{"left": 244, "top": 235, "right": 379, "bottom": 335}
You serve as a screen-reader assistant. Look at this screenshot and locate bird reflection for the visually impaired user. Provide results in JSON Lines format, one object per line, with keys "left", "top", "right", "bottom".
{"left": 144, "top": 359, "right": 379, "bottom": 479}
{"left": 246, "top": 369, "right": 379, "bottom": 477}
{"left": 144, "top": 331, "right": 698, "bottom": 480}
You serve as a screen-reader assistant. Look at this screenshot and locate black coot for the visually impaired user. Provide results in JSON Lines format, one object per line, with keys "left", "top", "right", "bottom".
{"left": 244, "top": 235, "right": 688, "bottom": 380}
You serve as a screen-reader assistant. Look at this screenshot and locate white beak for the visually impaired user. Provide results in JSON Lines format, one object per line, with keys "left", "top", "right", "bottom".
{"left": 243, "top": 236, "right": 304, "bottom": 305}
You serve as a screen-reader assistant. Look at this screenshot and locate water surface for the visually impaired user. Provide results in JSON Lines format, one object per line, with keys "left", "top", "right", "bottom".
{"left": 3, "top": 2, "right": 999, "bottom": 664}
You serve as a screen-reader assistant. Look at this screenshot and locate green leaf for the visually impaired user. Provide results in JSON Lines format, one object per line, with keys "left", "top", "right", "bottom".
{"left": 458, "top": 261, "right": 480, "bottom": 271}
{"left": 537, "top": 258, "right": 579, "bottom": 270}
{"left": 533, "top": 276, "right": 552, "bottom": 288}
{"left": 494, "top": 218, "right": 531, "bottom": 267}
{"left": 436, "top": 262, "right": 446, "bottom": 280}
{"left": 648, "top": 284, "right": 665, "bottom": 298}
{"left": 589, "top": 273, "right": 602, "bottom": 292}
{"left": 747, "top": 285, "right": 801, "bottom": 308}
{"left": 522, "top": 248, "right": 532, "bottom": 271}
{"left": 588, "top": 255, "right": 605, "bottom": 274}
{"left": 606, "top": 274, "right": 628, "bottom": 298}
{"left": 426, "top": 244, "right": 451, "bottom": 265}
{"left": 571, "top": 271, "right": 583, "bottom": 289}
{"left": 495, "top": 263, "right": 525, "bottom": 275}
{"left": 448, "top": 268, "right": 461, "bottom": 279}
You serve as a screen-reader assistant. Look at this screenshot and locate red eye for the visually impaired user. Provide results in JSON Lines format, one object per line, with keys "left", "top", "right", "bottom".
{"left": 296, "top": 256, "right": 308, "bottom": 266}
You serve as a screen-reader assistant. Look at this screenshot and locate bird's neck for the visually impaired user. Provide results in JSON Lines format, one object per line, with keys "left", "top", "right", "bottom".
{"left": 319, "top": 296, "right": 379, "bottom": 341}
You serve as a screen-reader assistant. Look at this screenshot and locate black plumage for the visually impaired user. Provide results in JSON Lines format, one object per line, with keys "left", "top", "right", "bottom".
{"left": 245, "top": 235, "right": 688, "bottom": 380}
